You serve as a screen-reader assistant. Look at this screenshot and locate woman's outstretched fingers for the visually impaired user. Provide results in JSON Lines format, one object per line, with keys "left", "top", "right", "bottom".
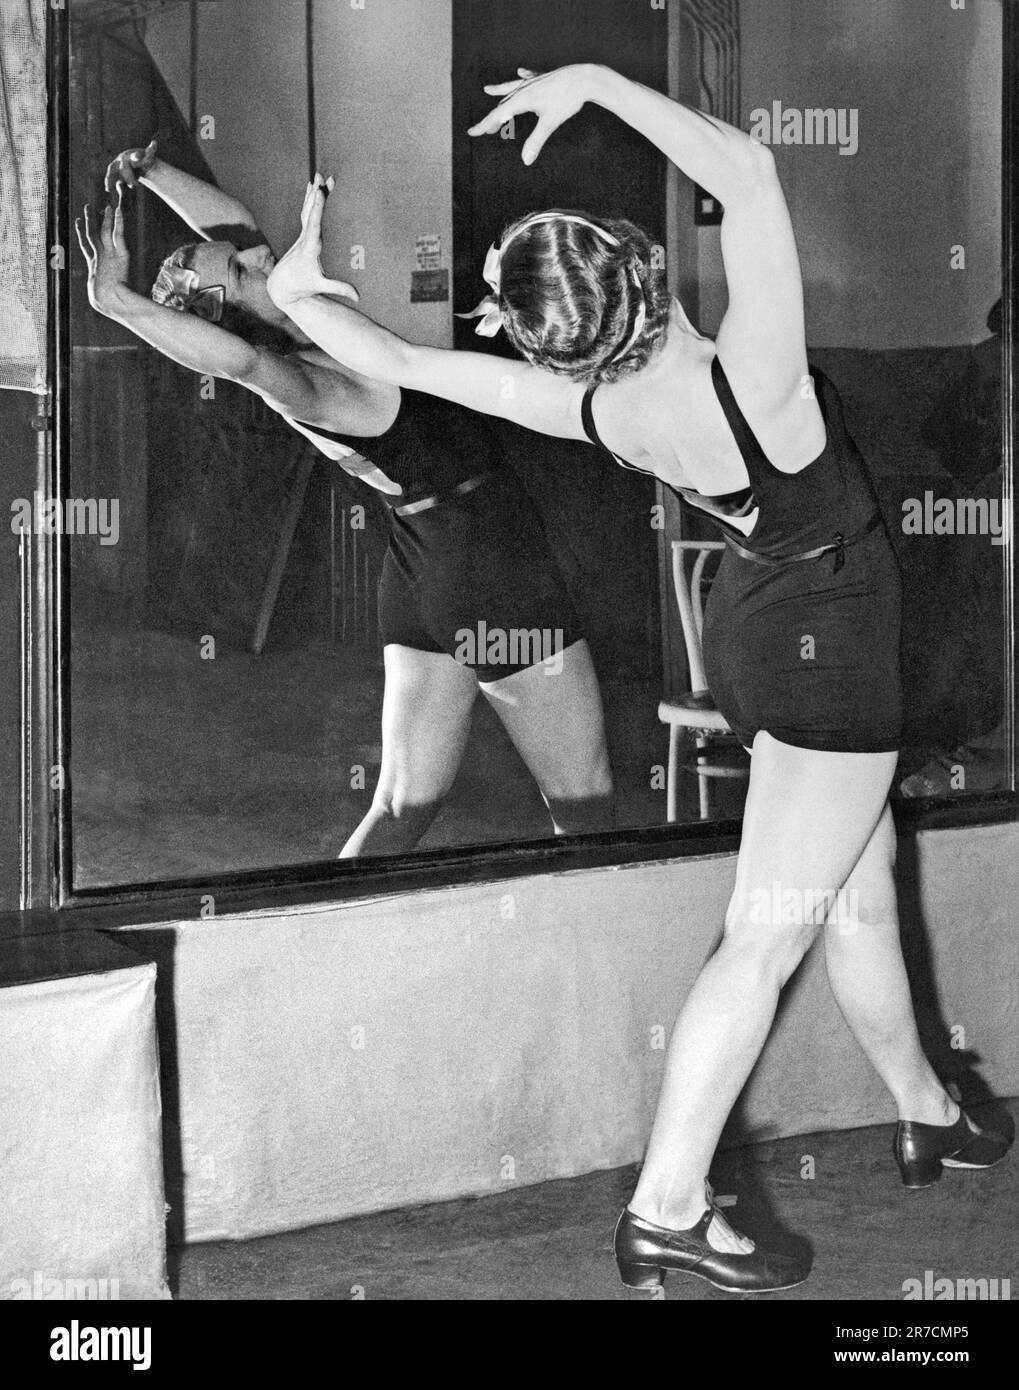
{"left": 303, "top": 174, "right": 331, "bottom": 222}
{"left": 469, "top": 73, "right": 555, "bottom": 146}
{"left": 521, "top": 119, "right": 554, "bottom": 166}
{"left": 112, "top": 187, "right": 126, "bottom": 251}
{"left": 303, "top": 177, "right": 323, "bottom": 216}
{"left": 107, "top": 158, "right": 131, "bottom": 193}
{"left": 301, "top": 182, "right": 327, "bottom": 241}
{"left": 269, "top": 182, "right": 358, "bottom": 306}
{"left": 468, "top": 95, "right": 521, "bottom": 136}
{"left": 482, "top": 67, "right": 540, "bottom": 96}
{"left": 99, "top": 205, "right": 114, "bottom": 250}
{"left": 78, "top": 208, "right": 94, "bottom": 252}
{"left": 74, "top": 216, "right": 93, "bottom": 262}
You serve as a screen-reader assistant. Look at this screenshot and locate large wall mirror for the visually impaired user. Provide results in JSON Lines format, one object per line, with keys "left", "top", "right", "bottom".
{"left": 65, "top": 0, "right": 1012, "bottom": 892}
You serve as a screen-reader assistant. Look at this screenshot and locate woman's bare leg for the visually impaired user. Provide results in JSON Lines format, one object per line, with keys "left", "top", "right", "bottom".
{"left": 628, "top": 733, "right": 898, "bottom": 1241}
{"left": 824, "top": 804, "right": 957, "bottom": 1125}
{"left": 340, "top": 645, "right": 478, "bottom": 858}
{"left": 480, "top": 639, "right": 615, "bottom": 834}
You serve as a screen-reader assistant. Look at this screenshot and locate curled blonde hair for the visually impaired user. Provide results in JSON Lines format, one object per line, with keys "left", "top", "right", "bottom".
{"left": 496, "top": 210, "right": 670, "bottom": 384}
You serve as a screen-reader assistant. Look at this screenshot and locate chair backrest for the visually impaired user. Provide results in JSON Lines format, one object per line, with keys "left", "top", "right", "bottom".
{"left": 670, "top": 540, "right": 726, "bottom": 692}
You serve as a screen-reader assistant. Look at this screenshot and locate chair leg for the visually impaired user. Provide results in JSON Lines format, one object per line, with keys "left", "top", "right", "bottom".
{"left": 667, "top": 726, "right": 681, "bottom": 824}
{"left": 696, "top": 734, "right": 711, "bottom": 820}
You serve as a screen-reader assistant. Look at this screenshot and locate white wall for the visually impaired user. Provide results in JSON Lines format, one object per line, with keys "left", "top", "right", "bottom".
{"left": 122, "top": 823, "right": 1019, "bottom": 1243}
{"left": 145, "top": 1, "right": 1001, "bottom": 352}
{"left": 697, "top": 0, "right": 1002, "bottom": 348}
{"left": 145, "top": 0, "right": 453, "bottom": 347}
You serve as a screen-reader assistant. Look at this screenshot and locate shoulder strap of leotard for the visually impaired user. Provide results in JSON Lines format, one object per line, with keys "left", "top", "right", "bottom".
{"left": 580, "top": 384, "right": 610, "bottom": 454}
{"left": 580, "top": 383, "right": 655, "bottom": 476}
{"left": 710, "top": 355, "right": 776, "bottom": 476}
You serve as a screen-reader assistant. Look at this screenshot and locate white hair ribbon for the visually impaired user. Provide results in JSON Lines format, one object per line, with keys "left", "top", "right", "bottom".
{"left": 454, "top": 243, "right": 505, "bottom": 338}
{"left": 159, "top": 263, "right": 226, "bottom": 324}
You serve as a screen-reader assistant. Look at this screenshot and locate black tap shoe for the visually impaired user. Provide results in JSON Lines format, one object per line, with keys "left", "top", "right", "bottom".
{"left": 894, "top": 1110, "right": 1012, "bottom": 1189}
{"left": 614, "top": 1201, "right": 810, "bottom": 1294}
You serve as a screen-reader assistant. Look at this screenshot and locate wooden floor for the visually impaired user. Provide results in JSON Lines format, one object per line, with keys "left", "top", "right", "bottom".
{"left": 173, "top": 1100, "right": 1017, "bottom": 1301}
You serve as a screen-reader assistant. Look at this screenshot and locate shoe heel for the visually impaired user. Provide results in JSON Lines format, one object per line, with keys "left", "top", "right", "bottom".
{"left": 897, "top": 1154, "right": 944, "bottom": 1189}
{"left": 616, "top": 1259, "right": 665, "bottom": 1290}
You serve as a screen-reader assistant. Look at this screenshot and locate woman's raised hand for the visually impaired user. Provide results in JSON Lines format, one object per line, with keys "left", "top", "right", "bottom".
{"left": 74, "top": 186, "right": 132, "bottom": 314}
{"left": 266, "top": 174, "right": 360, "bottom": 308}
{"left": 105, "top": 139, "right": 158, "bottom": 194}
{"left": 467, "top": 64, "right": 598, "bottom": 165}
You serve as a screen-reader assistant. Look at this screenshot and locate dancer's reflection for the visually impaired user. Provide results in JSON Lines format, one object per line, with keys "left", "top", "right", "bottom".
{"left": 901, "top": 299, "right": 1007, "bottom": 796}
{"left": 267, "top": 66, "right": 1010, "bottom": 1291}
{"left": 75, "top": 144, "right": 614, "bottom": 857}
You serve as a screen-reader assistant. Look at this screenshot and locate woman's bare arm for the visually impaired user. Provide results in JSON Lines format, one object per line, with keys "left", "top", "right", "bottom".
{"left": 473, "top": 65, "right": 814, "bottom": 413}
{"left": 473, "top": 65, "right": 763, "bottom": 197}
{"left": 75, "top": 197, "right": 367, "bottom": 429}
{"left": 267, "top": 178, "right": 585, "bottom": 441}
{"left": 106, "top": 140, "right": 267, "bottom": 248}
{"left": 277, "top": 295, "right": 582, "bottom": 440}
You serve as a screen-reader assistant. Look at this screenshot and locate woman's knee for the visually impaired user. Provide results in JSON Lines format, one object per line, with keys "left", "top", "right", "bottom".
{"left": 829, "top": 806, "right": 899, "bottom": 933}
{"left": 722, "top": 895, "right": 820, "bottom": 985}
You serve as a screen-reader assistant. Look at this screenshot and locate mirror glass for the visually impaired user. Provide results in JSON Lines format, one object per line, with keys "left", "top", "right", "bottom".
{"left": 66, "top": 0, "right": 1009, "bottom": 888}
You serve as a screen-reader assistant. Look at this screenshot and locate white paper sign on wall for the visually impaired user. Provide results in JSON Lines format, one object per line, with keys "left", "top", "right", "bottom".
{"left": 415, "top": 236, "right": 442, "bottom": 270}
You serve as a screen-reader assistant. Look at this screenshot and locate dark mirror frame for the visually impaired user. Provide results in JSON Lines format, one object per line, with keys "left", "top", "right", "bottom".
{"left": 37, "top": 0, "right": 1018, "bottom": 927}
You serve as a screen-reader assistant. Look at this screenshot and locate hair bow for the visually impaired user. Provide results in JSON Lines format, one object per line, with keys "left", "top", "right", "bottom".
{"left": 455, "top": 243, "right": 504, "bottom": 338}
{"left": 457, "top": 214, "right": 622, "bottom": 340}
{"left": 164, "top": 264, "right": 226, "bottom": 324}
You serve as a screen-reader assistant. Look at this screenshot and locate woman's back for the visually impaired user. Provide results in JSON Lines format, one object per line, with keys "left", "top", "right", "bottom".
{"left": 581, "top": 316, "right": 875, "bottom": 558}
{"left": 582, "top": 303, "right": 826, "bottom": 502}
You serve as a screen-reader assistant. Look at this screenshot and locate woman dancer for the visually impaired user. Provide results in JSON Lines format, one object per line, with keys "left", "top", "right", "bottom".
{"left": 265, "top": 65, "right": 1010, "bottom": 1291}
{"left": 76, "top": 143, "right": 614, "bottom": 858}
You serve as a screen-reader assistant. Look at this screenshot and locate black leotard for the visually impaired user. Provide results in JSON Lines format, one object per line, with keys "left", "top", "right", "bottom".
{"left": 582, "top": 357, "right": 902, "bottom": 753}
{"left": 293, "top": 389, "right": 582, "bottom": 682}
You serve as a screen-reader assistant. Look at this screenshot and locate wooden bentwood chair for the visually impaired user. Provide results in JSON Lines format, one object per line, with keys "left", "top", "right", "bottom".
{"left": 658, "top": 540, "right": 751, "bottom": 821}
